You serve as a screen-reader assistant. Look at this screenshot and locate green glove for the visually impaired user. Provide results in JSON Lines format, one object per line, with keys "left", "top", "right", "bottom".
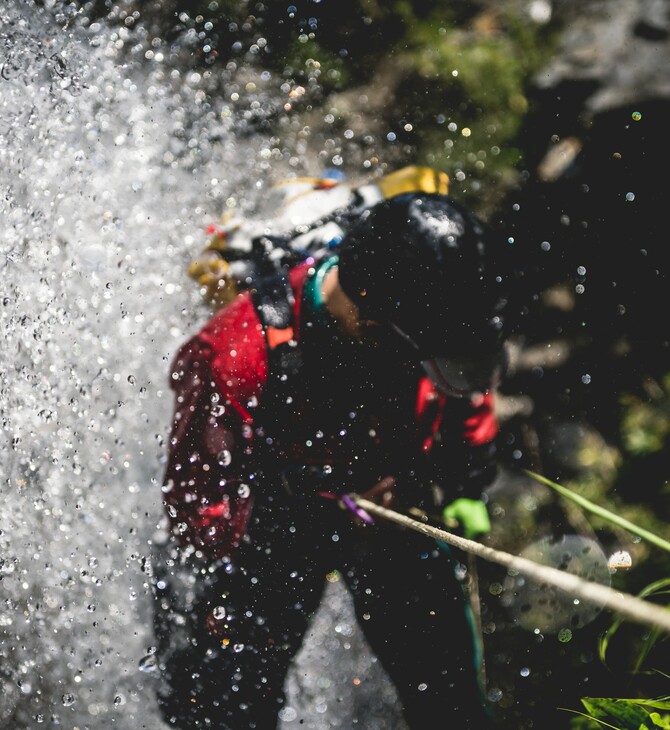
{"left": 442, "top": 498, "right": 491, "bottom": 540}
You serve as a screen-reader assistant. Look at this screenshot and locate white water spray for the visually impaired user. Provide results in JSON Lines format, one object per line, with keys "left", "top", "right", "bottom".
{"left": 0, "top": 3, "right": 406, "bottom": 728}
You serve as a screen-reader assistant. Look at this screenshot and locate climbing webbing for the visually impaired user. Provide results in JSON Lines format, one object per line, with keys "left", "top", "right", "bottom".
{"left": 352, "top": 496, "right": 670, "bottom": 634}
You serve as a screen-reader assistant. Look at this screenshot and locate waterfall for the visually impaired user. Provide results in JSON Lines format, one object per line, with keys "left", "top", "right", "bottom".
{"left": 0, "top": 2, "right": 404, "bottom": 727}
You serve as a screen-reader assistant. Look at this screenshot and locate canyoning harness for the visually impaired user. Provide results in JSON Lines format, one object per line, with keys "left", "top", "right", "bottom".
{"left": 250, "top": 256, "right": 366, "bottom": 518}
{"left": 247, "top": 255, "right": 445, "bottom": 525}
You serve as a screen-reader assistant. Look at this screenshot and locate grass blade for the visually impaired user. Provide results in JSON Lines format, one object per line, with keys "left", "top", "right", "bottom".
{"left": 525, "top": 470, "right": 670, "bottom": 554}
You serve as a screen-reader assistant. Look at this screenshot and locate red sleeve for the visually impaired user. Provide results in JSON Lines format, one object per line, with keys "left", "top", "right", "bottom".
{"left": 162, "top": 293, "right": 267, "bottom": 560}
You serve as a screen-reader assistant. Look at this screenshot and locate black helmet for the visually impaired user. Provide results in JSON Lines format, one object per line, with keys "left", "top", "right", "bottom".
{"left": 337, "top": 192, "right": 509, "bottom": 395}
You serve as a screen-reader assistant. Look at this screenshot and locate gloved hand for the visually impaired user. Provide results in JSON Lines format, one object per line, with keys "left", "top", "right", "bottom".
{"left": 442, "top": 498, "right": 491, "bottom": 540}
{"left": 358, "top": 476, "right": 397, "bottom": 507}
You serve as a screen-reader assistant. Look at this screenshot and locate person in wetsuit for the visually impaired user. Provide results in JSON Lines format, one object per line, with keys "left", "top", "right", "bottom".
{"left": 153, "top": 191, "right": 512, "bottom": 729}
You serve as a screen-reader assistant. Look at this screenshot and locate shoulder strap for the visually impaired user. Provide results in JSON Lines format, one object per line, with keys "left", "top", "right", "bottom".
{"left": 247, "top": 264, "right": 300, "bottom": 470}
{"left": 249, "top": 236, "right": 295, "bottom": 334}
{"left": 250, "top": 257, "right": 307, "bottom": 390}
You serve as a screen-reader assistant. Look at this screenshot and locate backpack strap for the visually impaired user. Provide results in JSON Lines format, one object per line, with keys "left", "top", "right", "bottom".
{"left": 249, "top": 236, "right": 296, "bottom": 334}
{"left": 250, "top": 257, "right": 308, "bottom": 391}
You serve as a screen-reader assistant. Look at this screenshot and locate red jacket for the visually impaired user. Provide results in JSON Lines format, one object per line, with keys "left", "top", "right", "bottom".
{"left": 163, "top": 263, "right": 499, "bottom": 560}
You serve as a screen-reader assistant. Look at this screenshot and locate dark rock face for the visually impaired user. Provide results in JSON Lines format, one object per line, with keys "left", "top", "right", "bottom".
{"left": 538, "top": 0, "right": 670, "bottom": 114}
{"left": 498, "top": 0, "right": 670, "bottom": 409}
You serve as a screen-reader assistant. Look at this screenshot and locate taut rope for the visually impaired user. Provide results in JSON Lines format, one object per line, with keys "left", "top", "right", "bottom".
{"left": 352, "top": 496, "right": 670, "bottom": 634}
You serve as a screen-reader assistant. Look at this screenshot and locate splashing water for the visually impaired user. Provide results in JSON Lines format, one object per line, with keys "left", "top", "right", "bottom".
{"left": 0, "top": 3, "right": 404, "bottom": 728}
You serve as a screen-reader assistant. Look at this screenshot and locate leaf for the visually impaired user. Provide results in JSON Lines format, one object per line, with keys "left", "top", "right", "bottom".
{"left": 649, "top": 713, "right": 670, "bottom": 729}
{"left": 626, "top": 698, "right": 670, "bottom": 712}
{"left": 559, "top": 706, "right": 620, "bottom": 729}
{"left": 627, "top": 695, "right": 670, "bottom": 710}
{"left": 599, "top": 579, "right": 670, "bottom": 667}
{"left": 634, "top": 628, "right": 663, "bottom": 674}
{"left": 580, "top": 697, "right": 656, "bottom": 729}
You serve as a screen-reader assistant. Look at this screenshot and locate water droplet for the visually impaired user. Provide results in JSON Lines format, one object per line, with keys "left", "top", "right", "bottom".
{"left": 279, "top": 707, "right": 298, "bottom": 722}
{"left": 212, "top": 606, "right": 226, "bottom": 620}
{"left": 233, "top": 643, "right": 245, "bottom": 653}
{"left": 520, "top": 667, "right": 530, "bottom": 677}
{"left": 489, "top": 582, "right": 503, "bottom": 596}
{"left": 62, "top": 694, "right": 75, "bottom": 706}
{"left": 217, "top": 450, "right": 232, "bottom": 466}
{"left": 632, "top": 111, "right": 642, "bottom": 121}
{"left": 127, "top": 375, "right": 135, "bottom": 384}
{"left": 237, "top": 484, "right": 250, "bottom": 498}
{"left": 138, "top": 654, "right": 159, "bottom": 674}
{"left": 626, "top": 192, "right": 635, "bottom": 202}
{"left": 557, "top": 628, "right": 573, "bottom": 642}
{"left": 487, "top": 688, "right": 503, "bottom": 702}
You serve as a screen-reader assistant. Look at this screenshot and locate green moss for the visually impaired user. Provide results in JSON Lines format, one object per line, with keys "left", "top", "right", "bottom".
{"left": 620, "top": 376, "right": 670, "bottom": 456}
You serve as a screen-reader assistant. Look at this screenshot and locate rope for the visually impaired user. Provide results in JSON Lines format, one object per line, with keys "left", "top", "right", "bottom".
{"left": 352, "top": 496, "right": 670, "bottom": 634}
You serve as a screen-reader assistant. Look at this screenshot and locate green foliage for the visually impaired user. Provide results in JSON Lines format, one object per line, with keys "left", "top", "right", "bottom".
{"left": 525, "top": 471, "right": 670, "bottom": 554}
{"left": 598, "top": 581, "right": 670, "bottom": 672}
{"left": 527, "top": 471, "right": 670, "bottom": 729}
{"left": 401, "top": 30, "right": 527, "bottom": 151}
{"left": 620, "top": 375, "right": 670, "bottom": 456}
{"left": 279, "top": 39, "right": 352, "bottom": 91}
{"left": 566, "top": 695, "right": 670, "bottom": 729}
{"left": 68, "top": 0, "right": 558, "bottom": 209}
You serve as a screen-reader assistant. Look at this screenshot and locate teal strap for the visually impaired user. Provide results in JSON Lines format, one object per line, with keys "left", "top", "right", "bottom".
{"left": 303, "top": 255, "right": 339, "bottom": 320}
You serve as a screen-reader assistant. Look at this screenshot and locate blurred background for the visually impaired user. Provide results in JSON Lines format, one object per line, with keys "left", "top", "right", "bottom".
{"left": 1, "top": 1, "right": 668, "bottom": 727}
